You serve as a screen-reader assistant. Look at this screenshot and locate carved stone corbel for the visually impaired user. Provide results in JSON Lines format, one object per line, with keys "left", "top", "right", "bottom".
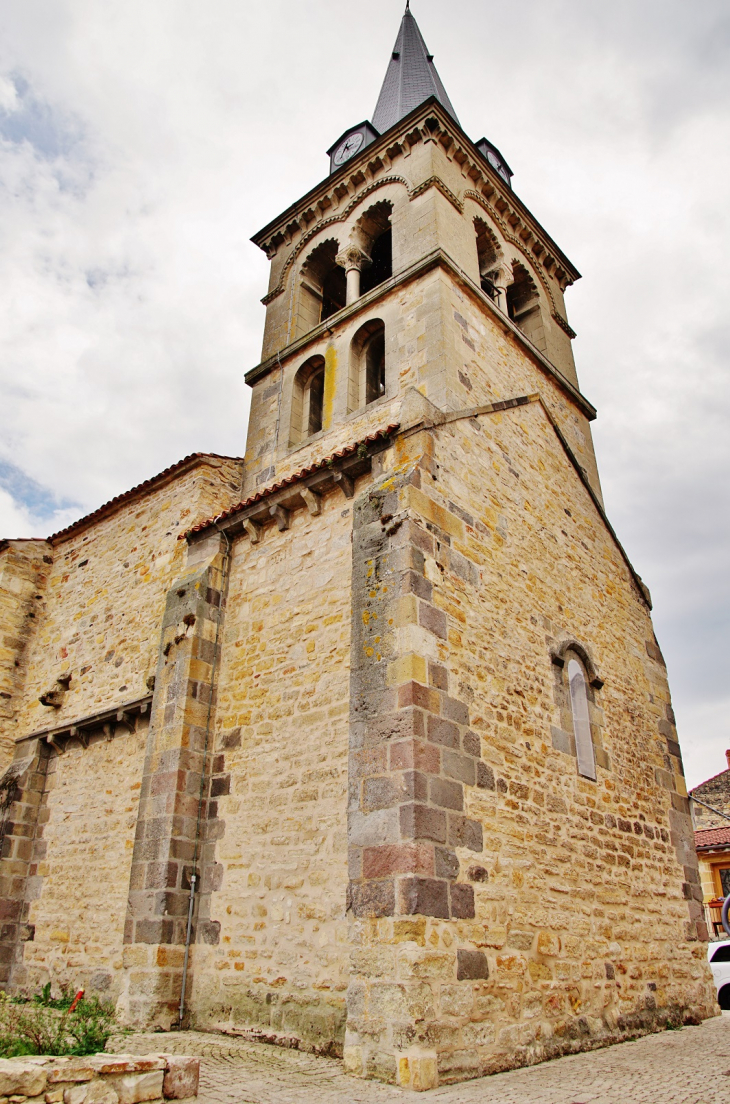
{"left": 244, "top": 518, "right": 261, "bottom": 544}
{"left": 270, "top": 505, "right": 290, "bottom": 531}
{"left": 333, "top": 471, "right": 355, "bottom": 499}
{"left": 301, "top": 487, "right": 322, "bottom": 516}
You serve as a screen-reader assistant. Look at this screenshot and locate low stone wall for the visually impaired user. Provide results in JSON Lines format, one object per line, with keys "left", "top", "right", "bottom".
{"left": 0, "top": 1053, "right": 199, "bottom": 1103}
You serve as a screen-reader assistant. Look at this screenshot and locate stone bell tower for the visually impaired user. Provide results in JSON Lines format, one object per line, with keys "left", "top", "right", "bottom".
{"left": 180, "top": 2, "right": 714, "bottom": 1090}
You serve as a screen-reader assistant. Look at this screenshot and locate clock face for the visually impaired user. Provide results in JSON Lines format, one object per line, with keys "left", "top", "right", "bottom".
{"left": 333, "top": 130, "right": 364, "bottom": 166}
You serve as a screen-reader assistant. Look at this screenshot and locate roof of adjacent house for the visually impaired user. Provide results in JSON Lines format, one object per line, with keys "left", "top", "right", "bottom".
{"left": 372, "top": 4, "right": 459, "bottom": 134}
{"left": 695, "top": 826, "right": 730, "bottom": 851}
{"left": 691, "top": 766, "right": 730, "bottom": 796}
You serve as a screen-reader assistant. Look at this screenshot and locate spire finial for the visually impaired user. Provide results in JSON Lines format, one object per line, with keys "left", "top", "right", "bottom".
{"left": 405, "top": 0, "right": 410, "bottom": 10}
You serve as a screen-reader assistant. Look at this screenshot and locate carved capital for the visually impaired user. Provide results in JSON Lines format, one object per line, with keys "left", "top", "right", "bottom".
{"left": 489, "top": 261, "right": 514, "bottom": 290}
{"left": 336, "top": 245, "right": 371, "bottom": 273}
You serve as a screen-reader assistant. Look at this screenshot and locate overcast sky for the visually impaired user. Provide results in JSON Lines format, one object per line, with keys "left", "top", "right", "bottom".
{"left": 0, "top": 0, "right": 727, "bottom": 789}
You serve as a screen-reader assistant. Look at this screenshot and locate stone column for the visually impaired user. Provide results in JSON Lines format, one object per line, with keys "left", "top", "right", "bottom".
{"left": 491, "top": 261, "right": 513, "bottom": 315}
{"left": 118, "top": 532, "right": 228, "bottom": 1027}
{"left": 336, "top": 246, "right": 371, "bottom": 305}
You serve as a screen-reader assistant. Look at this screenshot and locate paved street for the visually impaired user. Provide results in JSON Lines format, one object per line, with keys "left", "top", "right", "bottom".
{"left": 114, "top": 1014, "right": 730, "bottom": 1103}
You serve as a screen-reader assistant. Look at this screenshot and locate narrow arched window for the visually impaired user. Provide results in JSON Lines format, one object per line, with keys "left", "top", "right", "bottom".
{"left": 364, "top": 329, "right": 385, "bottom": 404}
{"left": 353, "top": 200, "right": 393, "bottom": 301}
{"left": 321, "top": 268, "right": 347, "bottom": 323}
{"left": 474, "top": 217, "right": 501, "bottom": 300}
{"left": 307, "top": 365, "right": 324, "bottom": 435}
{"left": 297, "top": 240, "right": 346, "bottom": 338}
{"left": 290, "top": 355, "right": 326, "bottom": 446}
{"left": 349, "top": 319, "right": 385, "bottom": 412}
{"left": 360, "top": 228, "right": 392, "bottom": 296}
{"left": 568, "top": 659, "right": 596, "bottom": 780}
{"left": 506, "top": 262, "right": 547, "bottom": 353}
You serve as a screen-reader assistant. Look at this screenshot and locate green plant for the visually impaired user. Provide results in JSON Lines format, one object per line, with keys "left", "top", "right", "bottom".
{"left": 32, "top": 982, "right": 77, "bottom": 1011}
{"left": 0, "top": 989, "right": 117, "bottom": 1057}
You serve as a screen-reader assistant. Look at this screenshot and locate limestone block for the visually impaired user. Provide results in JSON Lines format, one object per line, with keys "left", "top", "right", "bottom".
{"left": 161, "top": 1058, "right": 199, "bottom": 1100}
{"left": 47, "top": 1063, "right": 94, "bottom": 1085}
{"left": 396, "top": 1052, "right": 438, "bottom": 1091}
{"left": 64, "top": 1083, "right": 120, "bottom": 1104}
{"left": 0, "top": 1062, "right": 47, "bottom": 1097}
{"left": 85, "top": 1063, "right": 164, "bottom": 1078}
{"left": 104, "top": 1072, "right": 163, "bottom": 1104}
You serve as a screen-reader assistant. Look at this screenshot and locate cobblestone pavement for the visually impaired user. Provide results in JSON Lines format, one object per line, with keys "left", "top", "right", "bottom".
{"left": 117, "top": 1015, "right": 730, "bottom": 1103}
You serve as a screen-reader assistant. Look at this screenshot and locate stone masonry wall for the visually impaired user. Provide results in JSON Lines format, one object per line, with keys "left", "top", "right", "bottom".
{"left": 187, "top": 484, "right": 355, "bottom": 1054}
{"left": 0, "top": 1052, "right": 199, "bottom": 1103}
{"left": 344, "top": 410, "right": 715, "bottom": 1089}
{"left": 16, "top": 720, "right": 148, "bottom": 999}
{"left": 15, "top": 458, "right": 243, "bottom": 742}
{"left": 0, "top": 457, "right": 244, "bottom": 1008}
{"left": 435, "top": 267, "right": 602, "bottom": 501}
{"left": 0, "top": 541, "right": 50, "bottom": 768}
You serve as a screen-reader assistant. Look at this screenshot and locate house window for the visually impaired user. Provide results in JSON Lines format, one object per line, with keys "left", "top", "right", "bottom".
{"left": 568, "top": 658, "right": 596, "bottom": 781}
{"left": 717, "top": 866, "right": 730, "bottom": 898}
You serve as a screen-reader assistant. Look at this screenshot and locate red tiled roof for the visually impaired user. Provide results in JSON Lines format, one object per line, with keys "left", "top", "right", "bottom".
{"left": 695, "top": 826, "right": 730, "bottom": 850}
{"left": 182, "top": 424, "right": 400, "bottom": 540}
{"left": 49, "top": 453, "right": 242, "bottom": 545}
{"left": 0, "top": 537, "right": 50, "bottom": 550}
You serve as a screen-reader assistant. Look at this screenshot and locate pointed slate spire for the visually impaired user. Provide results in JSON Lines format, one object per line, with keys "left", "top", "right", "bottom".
{"left": 372, "top": 4, "right": 459, "bottom": 135}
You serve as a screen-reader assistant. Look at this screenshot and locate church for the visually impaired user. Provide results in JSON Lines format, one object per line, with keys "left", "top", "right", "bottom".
{"left": 0, "top": 4, "right": 716, "bottom": 1090}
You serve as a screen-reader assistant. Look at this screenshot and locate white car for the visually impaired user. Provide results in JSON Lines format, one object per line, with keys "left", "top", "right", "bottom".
{"left": 708, "top": 938, "right": 730, "bottom": 1009}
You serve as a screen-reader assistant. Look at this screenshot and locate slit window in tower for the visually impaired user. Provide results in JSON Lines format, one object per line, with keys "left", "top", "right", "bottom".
{"left": 365, "top": 328, "right": 386, "bottom": 405}
{"left": 308, "top": 367, "right": 325, "bottom": 436}
{"left": 568, "top": 659, "right": 596, "bottom": 781}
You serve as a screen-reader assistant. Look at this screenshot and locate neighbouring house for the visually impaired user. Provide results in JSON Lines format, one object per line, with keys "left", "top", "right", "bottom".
{"left": 691, "top": 752, "right": 730, "bottom": 938}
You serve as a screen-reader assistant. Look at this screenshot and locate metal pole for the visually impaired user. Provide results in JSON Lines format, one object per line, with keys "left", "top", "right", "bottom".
{"left": 178, "top": 873, "right": 197, "bottom": 1026}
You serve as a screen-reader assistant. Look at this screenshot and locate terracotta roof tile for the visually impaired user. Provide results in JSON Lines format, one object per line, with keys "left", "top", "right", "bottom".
{"left": 182, "top": 424, "right": 400, "bottom": 540}
{"left": 50, "top": 452, "right": 242, "bottom": 544}
{"left": 695, "top": 826, "right": 730, "bottom": 850}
